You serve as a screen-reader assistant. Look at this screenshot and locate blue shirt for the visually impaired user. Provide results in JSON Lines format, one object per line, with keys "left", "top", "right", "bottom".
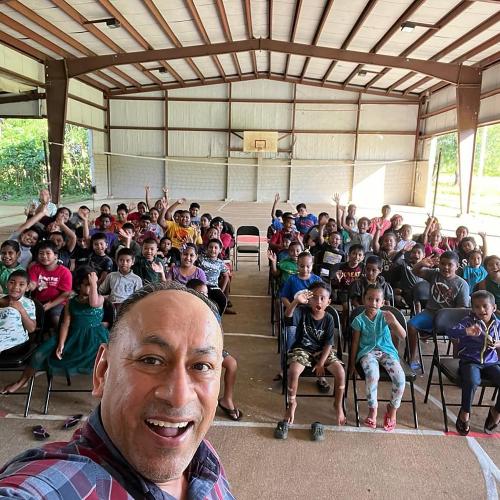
{"left": 295, "top": 214, "right": 318, "bottom": 235}
{"left": 280, "top": 273, "right": 322, "bottom": 301}
{"left": 351, "top": 309, "right": 399, "bottom": 362}
{"left": 0, "top": 407, "right": 234, "bottom": 499}
{"left": 461, "top": 265, "right": 487, "bottom": 293}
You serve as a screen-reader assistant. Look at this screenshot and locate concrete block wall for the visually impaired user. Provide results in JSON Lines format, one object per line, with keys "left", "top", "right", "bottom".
{"left": 93, "top": 154, "right": 109, "bottom": 199}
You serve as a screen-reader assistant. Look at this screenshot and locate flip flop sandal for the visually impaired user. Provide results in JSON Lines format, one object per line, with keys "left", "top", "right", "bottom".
{"left": 32, "top": 425, "right": 50, "bottom": 441}
{"left": 484, "top": 408, "right": 499, "bottom": 435}
{"left": 316, "top": 379, "right": 331, "bottom": 394}
{"left": 455, "top": 416, "right": 470, "bottom": 436}
{"left": 363, "top": 417, "right": 377, "bottom": 429}
{"left": 311, "top": 422, "right": 325, "bottom": 441}
{"left": 383, "top": 412, "right": 397, "bottom": 432}
{"left": 274, "top": 421, "right": 289, "bottom": 440}
{"left": 218, "top": 401, "right": 242, "bottom": 421}
{"left": 62, "top": 414, "right": 83, "bottom": 430}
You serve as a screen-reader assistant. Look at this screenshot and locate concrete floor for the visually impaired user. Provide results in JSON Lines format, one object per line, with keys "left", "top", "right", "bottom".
{"left": 0, "top": 200, "right": 499, "bottom": 498}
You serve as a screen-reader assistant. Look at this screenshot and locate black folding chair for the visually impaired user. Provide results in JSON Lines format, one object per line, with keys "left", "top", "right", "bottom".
{"left": 42, "top": 299, "right": 115, "bottom": 415}
{"left": 0, "top": 299, "right": 45, "bottom": 417}
{"left": 423, "top": 308, "right": 499, "bottom": 432}
{"left": 281, "top": 306, "right": 346, "bottom": 414}
{"left": 348, "top": 305, "right": 419, "bottom": 428}
{"left": 409, "top": 280, "right": 432, "bottom": 373}
{"left": 234, "top": 226, "right": 261, "bottom": 270}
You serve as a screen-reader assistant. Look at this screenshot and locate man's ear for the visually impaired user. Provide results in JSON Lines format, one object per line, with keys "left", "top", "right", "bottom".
{"left": 92, "top": 343, "right": 109, "bottom": 398}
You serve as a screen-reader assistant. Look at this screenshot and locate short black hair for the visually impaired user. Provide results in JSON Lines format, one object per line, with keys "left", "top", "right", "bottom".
{"left": 8, "top": 269, "right": 29, "bottom": 282}
{"left": 298, "top": 251, "right": 312, "bottom": 261}
{"left": 79, "top": 205, "right": 90, "bottom": 211}
{"left": 56, "top": 206, "right": 72, "bottom": 217}
{"left": 74, "top": 265, "right": 94, "bottom": 291}
{"left": 346, "top": 216, "right": 355, "bottom": 224}
{"left": 382, "top": 205, "right": 391, "bottom": 211}
{"left": 117, "top": 247, "right": 135, "bottom": 260}
{"left": 190, "top": 203, "right": 200, "bottom": 210}
{"left": 365, "top": 255, "right": 382, "bottom": 269}
{"left": 471, "top": 290, "right": 495, "bottom": 306}
{"left": 100, "top": 203, "right": 111, "bottom": 210}
{"left": 140, "top": 214, "right": 151, "bottom": 221}
{"left": 440, "top": 251, "right": 459, "bottom": 264}
{"left": 208, "top": 238, "right": 222, "bottom": 249}
{"left": 275, "top": 209, "right": 283, "bottom": 218}
{"left": 186, "top": 278, "right": 206, "bottom": 290}
{"left": 318, "top": 212, "right": 329, "bottom": 219}
{"left": 363, "top": 284, "right": 384, "bottom": 297}
{"left": 296, "top": 203, "right": 307, "bottom": 211}
{"left": 90, "top": 232, "right": 107, "bottom": 243}
{"left": 122, "top": 222, "right": 134, "bottom": 231}
{"left": 201, "top": 213, "right": 212, "bottom": 221}
{"left": 411, "top": 243, "right": 425, "bottom": 253}
{"left": 1, "top": 240, "right": 20, "bottom": 252}
{"left": 117, "top": 203, "right": 128, "bottom": 212}
{"left": 348, "top": 244, "right": 364, "bottom": 255}
{"left": 309, "top": 280, "right": 331, "bottom": 296}
{"left": 142, "top": 238, "right": 158, "bottom": 246}
{"left": 182, "top": 243, "right": 198, "bottom": 254}
{"left": 37, "top": 240, "right": 59, "bottom": 255}
{"left": 99, "top": 214, "right": 111, "bottom": 221}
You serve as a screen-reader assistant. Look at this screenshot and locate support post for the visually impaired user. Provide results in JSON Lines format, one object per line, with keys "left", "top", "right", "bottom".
{"left": 45, "top": 60, "right": 68, "bottom": 204}
{"left": 456, "top": 82, "right": 481, "bottom": 215}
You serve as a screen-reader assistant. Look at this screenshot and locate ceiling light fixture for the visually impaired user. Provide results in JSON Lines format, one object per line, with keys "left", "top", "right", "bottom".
{"left": 83, "top": 18, "right": 121, "bottom": 29}
{"left": 358, "top": 70, "right": 379, "bottom": 76}
{"left": 400, "top": 21, "right": 439, "bottom": 32}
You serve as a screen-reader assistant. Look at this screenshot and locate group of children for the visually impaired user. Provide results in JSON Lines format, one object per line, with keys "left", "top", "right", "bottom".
{"left": 0, "top": 188, "right": 241, "bottom": 420}
{"left": 269, "top": 195, "right": 500, "bottom": 438}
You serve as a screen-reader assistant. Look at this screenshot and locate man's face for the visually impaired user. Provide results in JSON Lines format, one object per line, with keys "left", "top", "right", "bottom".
{"left": 93, "top": 291, "right": 222, "bottom": 484}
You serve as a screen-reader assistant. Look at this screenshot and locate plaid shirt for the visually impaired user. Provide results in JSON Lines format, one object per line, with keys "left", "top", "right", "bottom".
{"left": 0, "top": 408, "right": 234, "bottom": 499}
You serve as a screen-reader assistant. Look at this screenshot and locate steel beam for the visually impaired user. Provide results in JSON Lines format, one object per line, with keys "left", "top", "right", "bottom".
{"left": 456, "top": 83, "right": 481, "bottom": 214}
{"left": 215, "top": 0, "right": 242, "bottom": 77}
{"left": 45, "top": 60, "right": 68, "bottom": 204}
{"left": 284, "top": 0, "right": 303, "bottom": 78}
{"left": 0, "top": 91, "right": 45, "bottom": 104}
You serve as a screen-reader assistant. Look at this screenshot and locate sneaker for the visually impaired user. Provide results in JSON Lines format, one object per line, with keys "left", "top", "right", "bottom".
{"left": 311, "top": 422, "right": 325, "bottom": 441}
{"left": 274, "top": 421, "right": 289, "bottom": 439}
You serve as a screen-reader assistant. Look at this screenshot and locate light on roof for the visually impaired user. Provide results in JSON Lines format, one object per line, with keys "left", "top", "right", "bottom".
{"left": 106, "top": 18, "right": 121, "bottom": 29}
{"left": 401, "top": 22, "right": 416, "bottom": 33}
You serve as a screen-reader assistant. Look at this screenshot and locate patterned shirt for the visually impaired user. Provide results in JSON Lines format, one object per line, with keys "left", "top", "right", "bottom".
{"left": 0, "top": 296, "right": 36, "bottom": 353}
{"left": 0, "top": 408, "right": 234, "bottom": 499}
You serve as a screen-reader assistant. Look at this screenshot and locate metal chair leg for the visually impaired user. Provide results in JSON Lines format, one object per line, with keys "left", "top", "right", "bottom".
{"left": 410, "top": 381, "right": 418, "bottom": 429}
{"left": 436, "top": 365, "right": 448, "bottom": 432}
{"left": 492, "top": 387, "right": 498, "bottom": 402}
{"left": 43, "top": 374, "right": 52, "bottom": 415}
{"left": 478, "top": 386, "right": 486, "bottom": 405}
{"left": 352, "top": 375, "right": 360, "bottom": 427}
{"left": 424, "top": 357, "right": 435, "bottom": 404}
{"left": 23, "top": 376, "right": 35, "bottom": 418}
{"left": 417, "top": 332, "right": 425, "bottom": 374}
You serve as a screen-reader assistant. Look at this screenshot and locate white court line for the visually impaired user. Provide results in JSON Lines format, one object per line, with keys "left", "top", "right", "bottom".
{"left": 467, "top": 437, "right": 500, "bottom": 500}
{"left": 413, "top": 382, "right": 458, "bottom": 422}
{"left": 224, "top": 333, "right": 274, "bottom": 339}
{"left": 217, "top": 200, "right": 232, "bottom": 212}
{"left": 231, "top": 294, "right": 269, "bottom": 298}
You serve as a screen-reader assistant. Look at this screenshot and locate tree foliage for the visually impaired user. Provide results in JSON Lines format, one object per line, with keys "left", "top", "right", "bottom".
{"left": 0, "top": 119, "right": 91, "bottom": 199}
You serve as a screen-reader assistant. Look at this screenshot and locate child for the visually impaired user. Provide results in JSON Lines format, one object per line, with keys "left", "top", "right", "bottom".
{"left": 189, "top": 202, "right": 201, "bottom": 226}
{"left": 314, "top": 228, "right": 345, "bottom": 279}
{"left": 269, "top": 214, "right": 301, "bottom": 254}
{"left": 200, "top": 213, "right": 212, "bottom": 238}
{"left": 295, "top": 203, "right": 318, "bottom": 236}
{"left": 457, "top": 233, "right": 488, "bottom": 268}
{"left": 114, "top": 204, "right": 129, "bottom": 233}
{"left": 88, "top": 233, "right": 113, "bottom": 286}
{"left": 95, "top": 203, "right": 115, "bottom": 229}
{"left": 423, "top": 229, "right": 445, "bottom": 257}
{"left": 267, "top": 241, "right": 302, "bottom": 289}
{"left": 98, "top": 248, "right": 143, "bottom": 307}
{"left": 148, "top": 207, "right": 165, "bottom": 239}
{"left": 133, "top": 238, "right": 167, "bottom": 285}
{"left": 446, "top": 225, "right": 469, "bottom": 251}
{"left": 474, "top": 255, "right": 500, "bottom": 309}
{"left": 303, "top": 212, "right": 329, "bottom": 248}
{"left": 158, "top": 236, "right": 181, "bottom": 268}
{"left": 390, "top": 244, "right": 425, "bottom": 309}
{"left": 0, "top": 241, "right": 23, "bottom": 293}
{"left": 407, "top": 251, "right": 470, "bottom": 371}
{"left": 186, "top": 278, "right": 243, "bottom": 421}
{"left": 0, "top": 270, "right": 36, "bottom": 354}
{"left": 208, "top": 217, "right": 234, "bottom": 259}
{"left": 280, "top": 251, "right": 322, "bottom": 309}
{"left": 349, "top": 285, "right": 406, "bottom": 431}
{"left": 28, "top": 241, "right": 72, "bottom": 329}
{"left": 111, "top": 223, "right": 142, "bottom": 260}
{"left": 395, "top": 224, "right": 415, "bottom": 252}
{"left": 373, "top": 227, "right": 405, "bottom": 279}
{"left": 70, "top": 227, "right": 92, "bottom": 272}
{"left": 2, "top": 268, "right": 108, "bottom": 394}
{"left": 343, "top": 217, "right": 372, "bottom": 254}
{"left": 447, "top": 290, "right": 500, "bottom": 435}
{"left": 275, "top": 282, "right": 346, "bottom": 438}
{"left": 127, "top": 201, "right": 148, "bottom": 224}
{"left": 90, "top": 214, "right": 117, "bottom": 249}
{"left": 167, "top": 243, "right": 207, "bottom": 285}
{"left": 369, "top": 205, "right": 392, "bottom": 236}
{"left": 349, "top": 255, "right": 393, "bottom": 307}
{"left": 459, "top": 250, "right": 487, "bottom": 293}
{"left": 163, "top": 209, "right": 202, "bottom": 249}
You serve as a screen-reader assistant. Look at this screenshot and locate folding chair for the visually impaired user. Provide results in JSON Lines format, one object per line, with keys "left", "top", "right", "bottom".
{"left": 423, "top": 308, "right": 498, "bottom": 432}
{"left": 281, "top": 306, "right": 346, "bottom": 414}
{"left": 409, "top": 280, "right": 431, "bottom": 373}
{"left": 349, "top": 305, "right": 419, "bottom": 428}
{"left": 42, "top": 299, "right": 115, "bottom": 415}
{"left": 234, "top": 226, "right": 261, "bottom": 270}
{"left": 0, "top": 299, "right": 45, "bottom": 417}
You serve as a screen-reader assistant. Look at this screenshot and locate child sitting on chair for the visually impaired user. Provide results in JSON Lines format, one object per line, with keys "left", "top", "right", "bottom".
{"left": 459, "top": 250, "right": 487, "bottom": 293}
{"left": 349, "top": 255, "right": 393, "bottom": 307}
{"left": 275, "top": 282, "right": 346, "bottom": 439}
{"left": 447, "top": 290, "right": 500, "bottom": 435}
{"left": 474, "top": 255, "right": 500, "bottom": 308}
{"left": 267, "top": 241, "right": 302, "bottom": 289}
{"left": 349, "top": 285, "right": 407, "bottom": 432}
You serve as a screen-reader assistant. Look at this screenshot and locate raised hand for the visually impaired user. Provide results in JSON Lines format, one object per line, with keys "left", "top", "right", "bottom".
{"left": 381, "top": 310, "right": 396, "bottom": 326}
{"left": 267, "top": 250, "right": 277, "bottom": 263}
{"left": 403, "top": 241, "right": 415, "bottom": 252}
{"left": 151, "top": 262, "right": 164, "bottom": 274}
{"left": 78, "top": 207, "right": 88, "bottom": 220}
{"left": 274, "top": 193, "right": 280, "bottom": 203}
{"left": 296, "top": 290, "right": 313, "bottom": 304}
{"left": 145, "top": 185, "right": 150, "bottom": 192}
{"left": 128, "top": 202, "right": 137, "bottom": 212}
{"left": 478, "top": 231, "right": 487, "bottom": 239}
{"left": 465, "top": 324, "right": 482, "bottom": 336}
{"left": 177, "top": 198, "right": 186, "bottom": 205}
{"left": 87, "top": 271, "right": 98, "bottom": 287}
{"left": 333, "top": 192, "right": 340, "bottom": 204}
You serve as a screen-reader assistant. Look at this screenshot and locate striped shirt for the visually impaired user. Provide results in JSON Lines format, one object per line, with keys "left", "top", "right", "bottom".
{"left": 0, "top": 408, "right": 234, "bottom": 499}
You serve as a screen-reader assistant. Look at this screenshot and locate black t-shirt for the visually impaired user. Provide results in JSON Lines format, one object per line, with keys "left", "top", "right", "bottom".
{"left": 71, "top": 245, "right": 92, "bottom": 270}
{"left": 57, "top": 248, "right": 71, "bottom": 269}
{"left": 286, "top": 306, "right": 335, "bottom": 352}
{"left": 88, "top": 253, "right": 113, "bottom": 277}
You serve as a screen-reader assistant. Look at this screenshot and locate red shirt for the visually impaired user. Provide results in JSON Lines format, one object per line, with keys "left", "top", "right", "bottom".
{"left": 368, "top": 218, "right": 392, "bottom": 236}
{"left": 28, "top": 263, "right": 72, "bottom": 304}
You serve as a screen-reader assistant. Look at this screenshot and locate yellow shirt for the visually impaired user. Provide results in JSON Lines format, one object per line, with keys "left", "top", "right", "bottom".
{"left": 164, "top": 221, "right": 202, "bottom": 249}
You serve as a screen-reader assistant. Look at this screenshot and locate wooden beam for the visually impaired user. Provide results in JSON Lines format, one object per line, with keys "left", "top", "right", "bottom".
{"left": 284, "top": 0, "right": 303, "bottom": 78}
{"left": 215, "top": 0, "right": 242, "bottom": 77}
{"left": 243, "top": 0, "right": 258, "bottom": 77}
{"left": 268, "top": 0, "right": 273, "bottom": 77}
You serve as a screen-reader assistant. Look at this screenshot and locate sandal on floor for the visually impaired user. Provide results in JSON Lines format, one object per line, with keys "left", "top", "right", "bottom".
{"left": 218, "top": 401, "right": 242, "bottom": 421}
{"left": 383, "top": 410, "right": 397, "bottom": 432}
{"left": 311, "top": 421, "right": 325, "bottom": 441}
{"left": 455, "top": 416, "right": 470, "bottom": 436}
{"left": 62, "top": 414, "right": 83, "bottom": 430}
{"left": 363, "top": 417, "right": 377, "bottom": 429}
{"left": 274, "top": 421, "right": 289, "bottom": 439}
{"left": 316, "top": 379, "right": 331, "bottom": 394}
{"left": 32, "top": 425, "right": 50, "bottom": 441}
{"left": 224, "top": 309, "right": 237, "bottom": 315}
{"left": 484, "top": 408, "right": 499, "bottom": 435}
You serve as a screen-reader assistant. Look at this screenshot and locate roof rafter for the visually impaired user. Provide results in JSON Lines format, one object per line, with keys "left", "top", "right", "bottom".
{"left": 322, "top": 0, "right": 379, "bottom": 83}
{"left": 215, "top": 0, "right": 242, "bottom": 77}
{"left": 284, "top": 0, "right": 302, "bottom": 78}
{"left": 96, "top": 0, "right": 184, "bottom": 86}
{"left": 243, "top": 0, "right": 258, "bottom": 77}
{"left": 49, "top": 0, "right": 161, "bottom": 87}
{"left": 142, "top": 0, "right": 205, "bottom": 83}
{"left": 185, "top": 0, "right": 226, "bottom": 80}
{"left": 300, "top": 0, "right": 334, "bottom": 81}
{"left": 268, "top": 0, "right": 273, "bottom": 77}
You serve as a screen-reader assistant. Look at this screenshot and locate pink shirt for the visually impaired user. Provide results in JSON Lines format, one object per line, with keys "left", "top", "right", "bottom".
{"left": 28, "top": 263, "right": 72, "bottom": 304}
{"left": 369, "top": 218, "right": 392, "bottom": 236}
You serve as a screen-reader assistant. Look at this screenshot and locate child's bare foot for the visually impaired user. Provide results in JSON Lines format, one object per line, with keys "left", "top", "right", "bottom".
{"left": 1, "top": 379, "right": 28, "bottom": 394}
{"left": 335, "top": 407, "right": 346, "bottom": 426}
{"left": 284, "top": 399, "right": 297, "bottom": 424}
{"left": 364, "top": 407, "right": 377, "bottom": 428}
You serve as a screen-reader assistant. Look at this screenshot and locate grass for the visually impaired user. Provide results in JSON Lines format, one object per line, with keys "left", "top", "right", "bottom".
{"left": 0, "top": 193, "right": 91, "bottom": 206}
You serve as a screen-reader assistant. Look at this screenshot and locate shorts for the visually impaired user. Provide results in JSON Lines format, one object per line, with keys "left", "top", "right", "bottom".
{"left": 288, "top": 348, "right": 340, "bottom": 367}
{"left": 407, "top": 310, "right": 434, "bottom": 332}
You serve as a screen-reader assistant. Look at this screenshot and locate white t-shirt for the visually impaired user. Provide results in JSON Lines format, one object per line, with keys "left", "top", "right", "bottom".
{"left": 0, "top": 296, "right": 36, "bottom": 353}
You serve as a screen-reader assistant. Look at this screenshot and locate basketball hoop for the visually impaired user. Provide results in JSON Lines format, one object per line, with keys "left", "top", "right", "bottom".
{"left": 243, "top": 131, "right": 278, "bottom": 154}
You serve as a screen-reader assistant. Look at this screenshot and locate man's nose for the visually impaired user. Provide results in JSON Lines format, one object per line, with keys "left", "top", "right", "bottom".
{"left": 154, "top": 363, "right": 194, "bottom": 409}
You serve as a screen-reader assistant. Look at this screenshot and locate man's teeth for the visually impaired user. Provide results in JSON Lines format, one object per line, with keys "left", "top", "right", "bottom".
{"left": 146, "top": 419, "right": 189, "bottom": 428}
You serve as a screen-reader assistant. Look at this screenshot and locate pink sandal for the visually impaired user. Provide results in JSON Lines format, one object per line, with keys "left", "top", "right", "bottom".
{"left": 363, "top": 417, "right": 377, "bottom": 429}
{"left": 383, "top": 409, "right": 397, "bottom": 432}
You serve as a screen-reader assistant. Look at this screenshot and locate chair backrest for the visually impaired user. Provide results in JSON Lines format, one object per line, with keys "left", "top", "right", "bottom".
{"left": 326, "top": 305, "right": 343, "bottom": 358}
{"left": 411, "top": 280, "right": 430, "bottom": 302}
{"left": 32, "top": 298, "right": 45, "bottom": 338}
{"left": 102, "top": 299, "right": 116, "bottom": 330}
{"left": 433, "top": 308, "right": 471, "bottom": 336}
{"left": 236, "top": 225, "right": 260, "bottom": 237}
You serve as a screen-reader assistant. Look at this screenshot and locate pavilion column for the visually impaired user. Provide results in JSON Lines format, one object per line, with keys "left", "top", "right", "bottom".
{"left": 456, "top": 80, "right": 481, "bottom": 215}
{"left": 45, "top": 60, "right": 69, "bottom": 204}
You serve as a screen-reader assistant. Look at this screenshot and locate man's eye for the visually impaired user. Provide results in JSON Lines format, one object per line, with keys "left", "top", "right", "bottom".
{"left": 139, "top": 357, "right": 162, "bottom": 366}
{"left": 193, "top": 363, "right": 212, "bottom": 372}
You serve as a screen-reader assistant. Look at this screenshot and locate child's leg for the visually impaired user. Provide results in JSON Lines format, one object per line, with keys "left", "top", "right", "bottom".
{"left": 285, "top": 360, "right": 306, "bottom": 424}
{"left": 407, "top": 311, "right": 433, "bottom": 363}
{"left": 379, "top": 353, "right": 406, "bottom": 419}
{"left": 219, "top": 353, "right": 238, "bottom": 411}
{"left": 483, "top": 364, "right": 500, "bottom": 418}
{"left": 1, "top": 366, "right": 36, "bottom": 394}
{"left": 458, "top": 361, "right": 482, "bottom": 421}
{"left": 325, "top": 359, "right": 346, "bottom": 425}
{"left": 360, "top": 351, "right": 380, "bottom": 421}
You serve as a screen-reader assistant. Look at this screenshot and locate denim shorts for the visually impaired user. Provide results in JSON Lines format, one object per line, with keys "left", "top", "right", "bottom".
{"left": 407, "top": 310, "right": 434, "bottom": 332}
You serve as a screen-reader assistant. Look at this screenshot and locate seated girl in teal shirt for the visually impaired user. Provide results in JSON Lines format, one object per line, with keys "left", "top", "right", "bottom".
{"left": 349, "top": 285, "right": 407, "bottom": 432}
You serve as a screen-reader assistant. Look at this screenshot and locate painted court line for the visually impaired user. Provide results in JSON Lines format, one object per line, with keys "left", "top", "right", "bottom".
{"left": 467, "top": 437, "right": 500, "bottom": 500}
{"left": 217, "top": 200, "right": 232, "bottom": 212}
{"left": 224, "top": 333, "right": 274, "bottom": 339}
{"left": 231, "top": 294, "right": 269, "bottom": 299}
